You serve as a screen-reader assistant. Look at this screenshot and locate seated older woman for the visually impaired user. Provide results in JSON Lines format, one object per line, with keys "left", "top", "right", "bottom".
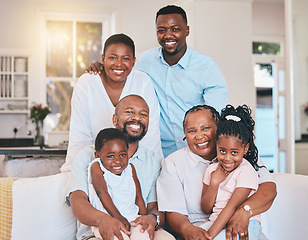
{"left": 157, "top": 105, "right": 277, "bottom": 240}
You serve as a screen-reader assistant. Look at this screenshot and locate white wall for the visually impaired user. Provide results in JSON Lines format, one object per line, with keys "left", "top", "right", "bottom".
{"left": 292, "top": 0, "right": 308, "bottom": 135}
{"left": 0, "top": 0, "right": 171, "bottom": 138}
{"left": 0, "top": 0, "right": 259, "bottom": 138}
{"left": 193, "top": 0, "right": 255, "bottom": 109}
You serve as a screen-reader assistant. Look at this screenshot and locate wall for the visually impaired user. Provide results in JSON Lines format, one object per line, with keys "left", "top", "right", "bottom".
{"left": 292, "top": 0, "right": 308, "bottom": 135}
{"left": 193, "top": 0, "right": 254, "bottom": 108}
{"left": 0, "top": 0, "right": 258, "bottom": 139}
{"left": 0, "top": 0, "right": 170, "bottom": 138}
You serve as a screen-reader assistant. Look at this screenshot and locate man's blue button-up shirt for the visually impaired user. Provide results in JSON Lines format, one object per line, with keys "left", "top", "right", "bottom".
{"left": 136, "top": 46, "right": 228, "bottom": 157}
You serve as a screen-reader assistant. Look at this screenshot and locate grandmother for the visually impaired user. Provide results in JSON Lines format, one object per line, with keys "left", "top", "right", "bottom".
{"left": 157, "top": 105, "right": 276, "bottom": 240}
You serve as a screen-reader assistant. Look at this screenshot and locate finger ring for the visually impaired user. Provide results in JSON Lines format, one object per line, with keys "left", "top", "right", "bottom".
{"left": 240, "top": 233, "right": 245, "bottom": 236}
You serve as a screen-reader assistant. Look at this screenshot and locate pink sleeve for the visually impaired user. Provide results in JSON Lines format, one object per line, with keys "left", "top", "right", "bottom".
{"left": 235, "top": 161, "right": 258, "bottom": 191}
{"left": 203, "top": 163, "right": 217, "bottom": 185}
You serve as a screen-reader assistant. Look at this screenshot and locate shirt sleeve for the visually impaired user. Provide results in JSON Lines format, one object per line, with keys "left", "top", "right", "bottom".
{"left": 236, "top": 162, "right": 259, "bottom": 191}
{"left": 69, "top": 146, "right": 95, "bottom": 196}
{"left": 203, "top": 163, "right": 216, "bottom": 185}
{"left": 157, "top": 156, "right": 188, "bottom": 216}
{"left": 137, "top": 72, "right": 163, "bottom": 159}
{"left": 202, "top": 59, "right": 228, "bottom": 113}
{"left": 146, "top": 152, "right": 162, "bottom": 204}
{"left": 257, "top": 156, "right": 275, "bottom": 184}
{"left": 65, "top": 74, "right": 94, "bottom": 168}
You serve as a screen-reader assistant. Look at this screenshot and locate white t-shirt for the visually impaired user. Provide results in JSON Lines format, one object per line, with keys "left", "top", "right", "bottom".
{"left": 62, "top": 70, "right": 162, "bottom": 171}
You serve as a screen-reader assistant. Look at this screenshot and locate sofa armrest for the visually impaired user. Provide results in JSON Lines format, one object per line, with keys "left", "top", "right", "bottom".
{"left": 262, "top": 173, "right": 308, "bottom": 240}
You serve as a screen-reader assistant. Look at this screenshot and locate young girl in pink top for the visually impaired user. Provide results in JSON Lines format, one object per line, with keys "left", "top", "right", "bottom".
{"left": 201, "top": 104, "right": 264, "bottom": 240}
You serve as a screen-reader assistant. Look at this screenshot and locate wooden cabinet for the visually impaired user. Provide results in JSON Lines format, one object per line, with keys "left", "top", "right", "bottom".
{"left": 0, "top": 55, "right": 28, "bottom": 114}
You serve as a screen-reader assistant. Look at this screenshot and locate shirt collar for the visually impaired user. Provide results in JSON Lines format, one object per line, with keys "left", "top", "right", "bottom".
{"left": 157, "top": 46, "right": 191, "bottom": 69}
{"left": 129, "top": 144, "right": 146, "bottom": 162}
{"left": 185, "top": 146, "right": 212, "bottom": 170}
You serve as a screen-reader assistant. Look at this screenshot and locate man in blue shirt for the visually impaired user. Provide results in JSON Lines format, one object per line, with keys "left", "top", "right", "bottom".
{"left": 86, "top": 5, "right": 228, "bottom": 158}
{"left": 69, "top": 95, "right": 174, "bottom": 240}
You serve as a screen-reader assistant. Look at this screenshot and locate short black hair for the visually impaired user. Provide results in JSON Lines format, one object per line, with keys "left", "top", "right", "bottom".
{"left": 103, "top": 33, "right": 135, "bottom": 57}
{"left": 183, "top": 105, "right": 220, "bottom": 131}
{"left": 156, "top": 5, "right": 188, "bottom": 24}
{"left": 95, "top": 128, "right": 128, "bottom": 152}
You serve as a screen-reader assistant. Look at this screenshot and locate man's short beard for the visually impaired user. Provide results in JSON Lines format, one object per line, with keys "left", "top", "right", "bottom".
{"left": 122, "top": 121, "right": 146, "bottom": 144}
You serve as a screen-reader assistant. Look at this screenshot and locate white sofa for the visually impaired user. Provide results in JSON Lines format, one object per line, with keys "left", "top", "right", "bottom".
{"left": 9, "top": 173, "right": 308, "bottom": 240}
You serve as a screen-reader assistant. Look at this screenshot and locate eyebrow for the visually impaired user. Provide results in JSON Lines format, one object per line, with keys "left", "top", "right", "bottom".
{"left": 157, "top": 24, "right": 181, "bottom": 29}
{"left": 125, "top": 107, "right": 149, "bottom": 113}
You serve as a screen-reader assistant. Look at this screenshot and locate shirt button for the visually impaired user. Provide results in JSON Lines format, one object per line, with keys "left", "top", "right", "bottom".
{"left": 176, "top": 140, "right": 179, "bottom": 143}
{"left": 167, "top": 98, "right": 170, "bottom": 101}
{"left": 169, "top": 112, "right": 172, "bottom": 114}
{"left": 167, "top": 83, "right": 170, "bottom": 86}
{"left": 173, "top": 125, "right": 176, "bottom": 128}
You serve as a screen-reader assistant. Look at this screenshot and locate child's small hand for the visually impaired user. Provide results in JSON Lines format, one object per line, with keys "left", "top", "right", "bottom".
{"left": 211, "top": 164, "right": 229, "bottom": 185}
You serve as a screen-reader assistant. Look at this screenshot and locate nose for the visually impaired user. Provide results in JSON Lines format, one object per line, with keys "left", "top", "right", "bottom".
{"left": 113, "top": 156, "right": 121, "bottom": 163}
{"left": 225, "top": 153, "right": 231, "bottom": 161}
{"left": 114, "top": 58, "right": 122, "bottom": 66}
{"left": 164, "top": 29, "right": 174, "bottom": 38}
{"left": 195, "top": 131, "right": 205, "bottom": 140}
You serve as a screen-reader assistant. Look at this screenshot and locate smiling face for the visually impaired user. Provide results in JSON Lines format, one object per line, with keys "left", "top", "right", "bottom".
{"left": 156, "top": 13, "right": 189, "bottom": 59}
{"left": 102, "top": 43, "right": 135, "bottom": 83}
{"left": 184, "top": 109, "right": 217, "bottom": 160}
{"left": 113, "top": 95, "right": 149, "bottom": 143}
{"left": 216, "top": 135, "right": 249, "bottom": 172}
{"left": 96, "top": 139, "right": 129, "bottom": 176}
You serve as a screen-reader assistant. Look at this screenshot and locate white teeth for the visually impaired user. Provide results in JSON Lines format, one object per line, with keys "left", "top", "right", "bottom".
{"left": 223, "top": 163, "right": 234, "bottom": 168}
{"left": 113, "top": 166, "right": 121, "bottom": 170}
{"left": 197, "top": 142, "right": 208, "bottom": 147}
{"left": 113, "top": 70, "right": 124, "bottom": 74}
{"left": 165, "top": 41, "right": 176, "bottom": 46}
{"left": 129, "top": 124, "right": 140, "bottom": 130}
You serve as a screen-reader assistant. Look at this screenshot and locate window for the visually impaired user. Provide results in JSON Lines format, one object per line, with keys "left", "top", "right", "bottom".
{"left": 44, "top": 16, "right": 108, "bottom": 132}
{"left": 252, "top": 42, "right": 281, "bottom": 56}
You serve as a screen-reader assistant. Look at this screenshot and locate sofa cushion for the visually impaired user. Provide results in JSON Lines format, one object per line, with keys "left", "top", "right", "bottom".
{"left": 263, "top": 173, "right": 308, "bottom": 240}
{"left": 11, "top": 172, "right": 76, "bottom": 240}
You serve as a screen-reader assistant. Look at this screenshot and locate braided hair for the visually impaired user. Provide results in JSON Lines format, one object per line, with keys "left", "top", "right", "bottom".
{"left": 183, "top": 105, "right": 220, "bottom": 131}
{"left": 216, "top": 104, "right": 264, "bottom": 171}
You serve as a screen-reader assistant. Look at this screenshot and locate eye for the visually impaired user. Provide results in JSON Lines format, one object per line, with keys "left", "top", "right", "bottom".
{"left": 202, "top": 126, "right": 210, "bottom": 131}
{"left": 109, "top": 56, "right": 116, "bottom": 60}
{"left": 187, "top": 129, "right": 195, "bottom": 134}
{"left": 157, "top": 29, "right": 165, "bottom": 34}
{"left": 120, "top": 153, "right": 127, "bottom": 158}
{"left": 125, "top": 110, "right": 134, "bottom": 114}
{"left": 107, "top": 154, "right": 114, "bottom": 159}
{"left": 172, "top": 28, "right": 180, "bottom": 32}
{"left": 219, "top": 149, "right": 226, "bottom": 154}
{"left": 231, "top": 151, "right": 238, "bottom": 156}
{"left": 123, "top": 57, "right": 130, "bottom": 61}
{"left": 140, "top": 112, "right": 148, "bottom": 117}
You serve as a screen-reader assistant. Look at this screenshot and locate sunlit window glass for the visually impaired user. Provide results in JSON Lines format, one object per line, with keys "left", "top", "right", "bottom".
{"left": 45, "top": 20, "right": 103, "bottom": 131}
{"left": 46, "top": 21, "right": 73, "bottom": 77}
{"left": 252, "top": 42, "right": 281, "bottom": 55}
{"left": 76, "top": 22, "right": 102, "bottom": 77}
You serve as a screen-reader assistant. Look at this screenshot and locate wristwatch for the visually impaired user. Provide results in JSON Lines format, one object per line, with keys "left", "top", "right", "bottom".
{"left": 149, "top": 212, "right": 160, "bottom": 228}
{"left": 240, "top": 205, "right": 253, "bottom": 216}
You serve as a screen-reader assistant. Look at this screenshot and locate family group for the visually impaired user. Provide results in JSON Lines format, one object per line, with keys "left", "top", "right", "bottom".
{"left": 61, "top": 5, "right": 277, "bottom": 240}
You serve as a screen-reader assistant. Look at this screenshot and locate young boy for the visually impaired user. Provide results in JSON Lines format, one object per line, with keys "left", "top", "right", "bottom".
{"left": 88, "top": 128, "right": 149, "bottom": 240}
